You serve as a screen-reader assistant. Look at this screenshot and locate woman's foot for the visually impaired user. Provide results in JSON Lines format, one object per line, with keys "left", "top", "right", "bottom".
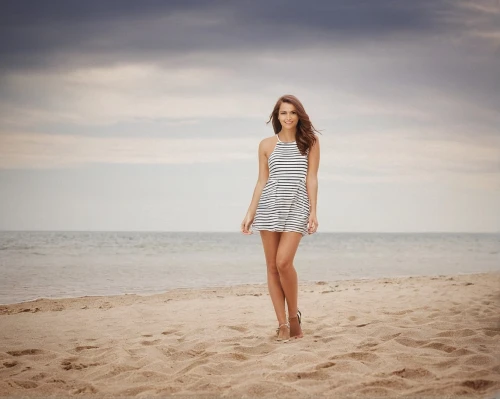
{"left": 289, "top": 310, "right": 303, "bottom": 339}
{"left": 276, "top": 322, "right": 290, "bottom": 341}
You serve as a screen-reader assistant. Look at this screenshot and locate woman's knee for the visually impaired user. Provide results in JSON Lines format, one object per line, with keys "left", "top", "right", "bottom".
{"left": 267, "top": 262, "right": 279, "bottom": 276}
{"left": 276, "top": 259, "right": 292, "bottom": 273}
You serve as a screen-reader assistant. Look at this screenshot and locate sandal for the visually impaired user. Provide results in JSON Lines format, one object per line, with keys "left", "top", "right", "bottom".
{"left": 288, "top": 309, "right": 302, "bottom": 338}
{"left": 288, "top": 309, "right": 302, "bottom": 325}
{"left": 276, "top": 321, "right": 290, "bottom": 341}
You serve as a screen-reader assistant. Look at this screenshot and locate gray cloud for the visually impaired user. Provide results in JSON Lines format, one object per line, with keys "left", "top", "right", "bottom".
{"left": 0, "top": 0, "right": 473, "bottom": 72}
{"left": 0, "top": 0, "right": 498, "bottom": 142}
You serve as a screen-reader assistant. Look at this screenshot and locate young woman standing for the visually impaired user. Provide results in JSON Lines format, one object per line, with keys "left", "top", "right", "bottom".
{"left": 241, "top": 94, "right": 320, "bottom": 341}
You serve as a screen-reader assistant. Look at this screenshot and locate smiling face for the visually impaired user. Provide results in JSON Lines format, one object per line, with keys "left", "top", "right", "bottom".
{"left": 278, "top": 102, "right": 299, "bottom": 131}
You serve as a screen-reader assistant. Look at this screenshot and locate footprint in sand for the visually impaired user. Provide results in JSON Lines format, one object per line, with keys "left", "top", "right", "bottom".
{"left": 357, "top": 342, "right": 378, "bottom": 350}
{"left": 141, "top": 339, "right": 161, "bottom": 346}
{"left": 483, "top": 328, "right": 500, "bottom": 337}
{"left": 462, "top": 379, "right": 496, "bottom": 392}
{"left": 3, "top": 361, "right": 18, "bottom": 368}
{"left": 449, "top": 348, "right": 474, "bottom": 356}
{"left": 7, "top": 349, "right": 44, "bottom": 356}
{"left": 12, "top": 380, "right": 38, "bottom": 389}
{"left": 422, "top": 342, "right": 457, "bottom": 353}
{"left": 50, "top": 378, "right": 67, "bottom": 384}
{"left": 61, "top": 358, "right": 100, "bottom": 370}
{"left": 315, "top": 361, "right": 336, "bottom": 370}
{"left": 31, "top": 372, "right": 48, "bottom": 381}
{"left": 75, "top": 345, "right": 99, "bottom": 352}
{"left": 72, "top": 385, "right": 98, "bottom": 395}
{"left": 227, "top": 325, "right": 248, "bottom": 333}
{"left": 271, "top": 370, "right": 329, "bottom": 382}
{"left": 464, "top": 354, "right": 497, "bottom": 367}
{"left": 391, "top": 367, "right": 435, "bottom": 379}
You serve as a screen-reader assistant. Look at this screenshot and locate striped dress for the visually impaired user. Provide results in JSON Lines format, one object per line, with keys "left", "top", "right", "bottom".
{"left": 252, "top": 134, "right": 310, "bottom": 236}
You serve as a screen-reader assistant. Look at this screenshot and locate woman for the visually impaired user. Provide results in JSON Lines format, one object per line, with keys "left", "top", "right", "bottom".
{"left": 241, "top": 94, "right": 320, "bottom": 341}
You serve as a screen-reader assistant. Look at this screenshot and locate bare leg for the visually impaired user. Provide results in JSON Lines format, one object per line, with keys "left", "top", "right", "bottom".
{"left": 276, "top": 232, "right": 303, "bottom": 338}
{"left": 259, "top": 231, "right": 288, "bottom": 340}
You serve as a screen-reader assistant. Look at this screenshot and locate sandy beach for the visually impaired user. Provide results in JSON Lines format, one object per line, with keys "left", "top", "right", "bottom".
{"left": 1, "top": 272, "right": 499, "bottom": 398}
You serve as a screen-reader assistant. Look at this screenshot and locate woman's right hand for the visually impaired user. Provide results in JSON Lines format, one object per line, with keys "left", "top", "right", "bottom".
{"left": 240, "top": 214, "right": 254, "bottom": 235}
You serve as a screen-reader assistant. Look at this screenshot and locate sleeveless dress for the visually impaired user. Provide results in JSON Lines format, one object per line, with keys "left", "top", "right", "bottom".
{"left": 252, "top": 135, "right": 310, "bottom": 236}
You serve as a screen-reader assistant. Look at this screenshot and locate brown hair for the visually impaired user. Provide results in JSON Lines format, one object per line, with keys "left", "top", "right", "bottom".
{"left": 267, "top": 94, "right": 320, "bottom": 155}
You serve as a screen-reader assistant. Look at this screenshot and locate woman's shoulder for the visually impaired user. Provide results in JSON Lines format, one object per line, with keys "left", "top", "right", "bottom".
{"left": 260, "top": 135, "right": 277, "bottom": 144}
{"left": 258, "top": 135, "right": 277, "bottom": 149}
{"left": 258, "top": 135, "right": 278, "bottom": 157}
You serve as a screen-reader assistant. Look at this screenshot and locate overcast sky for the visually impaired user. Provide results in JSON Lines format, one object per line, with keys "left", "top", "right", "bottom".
{"left": 0, "top": 0, "right": 499, "bottom": 232}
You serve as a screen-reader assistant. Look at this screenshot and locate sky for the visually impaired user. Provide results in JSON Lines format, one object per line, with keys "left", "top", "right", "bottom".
{"left": 0, "top": 0, "right": 499, "bottom": 232}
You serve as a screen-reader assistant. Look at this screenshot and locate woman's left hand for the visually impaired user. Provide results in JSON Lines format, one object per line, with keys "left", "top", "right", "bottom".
{"left": 307, "top": 213, "right": 318, "bottom": 235}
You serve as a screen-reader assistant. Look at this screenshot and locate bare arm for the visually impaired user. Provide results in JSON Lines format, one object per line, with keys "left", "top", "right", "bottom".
{"left": 241, "top": 139, "right": 270, "bottom": 233}
{"left": 306, "top": 137, "right": 320, "bottom": 233}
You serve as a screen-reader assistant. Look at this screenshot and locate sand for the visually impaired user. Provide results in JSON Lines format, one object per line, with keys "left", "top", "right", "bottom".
{"left": 0, "top": 272, "right": 499, "bottom": 398}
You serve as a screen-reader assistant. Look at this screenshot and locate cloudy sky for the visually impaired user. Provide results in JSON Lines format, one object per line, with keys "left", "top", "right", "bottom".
{"left": 0, "top": 0, "right": 499, "bottom": 232}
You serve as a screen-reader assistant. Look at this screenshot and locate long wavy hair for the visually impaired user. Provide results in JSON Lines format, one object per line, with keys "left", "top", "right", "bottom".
{"left": 267, "top": 94, "right": 319, "bottom": 155}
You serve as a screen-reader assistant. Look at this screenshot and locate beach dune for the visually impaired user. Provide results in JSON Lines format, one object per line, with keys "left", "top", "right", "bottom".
{"left": 1, "top": 273, "right": 499, "bottom": 398}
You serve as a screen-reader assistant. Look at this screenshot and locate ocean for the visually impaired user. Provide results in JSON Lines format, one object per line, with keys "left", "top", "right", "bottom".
{"left": 0, "top": 231, "right": 498, "bottom": 304}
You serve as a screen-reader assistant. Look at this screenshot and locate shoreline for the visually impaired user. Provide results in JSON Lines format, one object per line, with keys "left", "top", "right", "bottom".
{"left": 1, "top": 270, "right": 498, "bottom": 308}
{"left": 1, "top": 272, "right": 499, "bottom": 397}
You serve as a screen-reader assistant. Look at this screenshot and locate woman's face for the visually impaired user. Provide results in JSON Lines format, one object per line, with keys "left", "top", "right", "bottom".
{"left": 278, "top": 102, "right": 299, "bottom": 130}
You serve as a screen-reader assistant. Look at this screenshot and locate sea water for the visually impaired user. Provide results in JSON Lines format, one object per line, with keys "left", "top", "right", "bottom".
{"left": 0, "top": 231, "right": 498, "bottom": 304}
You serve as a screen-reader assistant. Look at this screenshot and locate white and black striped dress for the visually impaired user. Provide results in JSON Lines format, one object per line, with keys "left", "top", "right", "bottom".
{"left": 252, "top": 134, "right": 310, "bottom": 236}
